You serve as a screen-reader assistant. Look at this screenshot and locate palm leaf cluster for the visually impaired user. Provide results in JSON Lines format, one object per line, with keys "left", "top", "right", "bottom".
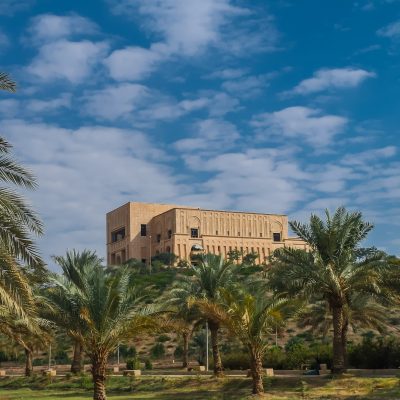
{"left": 269, "top": 207, "right": 397, "bottom": 373}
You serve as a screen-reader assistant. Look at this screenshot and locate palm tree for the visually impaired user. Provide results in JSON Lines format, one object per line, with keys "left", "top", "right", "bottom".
{"left": 269, "top": 207, "right": 394, "bottom": 373}
{"left": 49, "top": 253, "right": 155, "bottom": 400}
{"left": 44, "top": 250, "right": 101, "bottom": 373}
{"left": 173, "top": 254, "right": 237, "bottom": 376}
{"left": 166, "top": 284, "right": 201, "bottom": 368}
{"left": 0, "top": 72, "right": 43, "bottom": 319}
{"left": 198, "top": 286, "right": 290, "bottom": 395}
{"left": 0, "top": 72, "right": 16, "bottom": 92}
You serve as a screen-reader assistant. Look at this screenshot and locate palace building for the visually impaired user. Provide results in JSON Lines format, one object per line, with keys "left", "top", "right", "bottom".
{"left": 106, "top": 202, "right": 307, "bottom": 265}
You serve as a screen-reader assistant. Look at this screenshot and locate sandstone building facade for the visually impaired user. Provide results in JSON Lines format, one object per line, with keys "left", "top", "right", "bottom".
{"left": 106, "top": 202, "right": 307, "bottom": 265}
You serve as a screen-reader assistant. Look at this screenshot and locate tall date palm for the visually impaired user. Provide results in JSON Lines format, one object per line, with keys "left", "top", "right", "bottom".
{"left": 269, "top": 207, "right": 394, "bottom": 373}
{"left": 0, "top": 72, "right": 43, "bottom": 320}
{"left": 49, "top": 253, "right": 155, "bottom": 400}
{"left": 173, "top": 254, "right": 237, "bottom": 376}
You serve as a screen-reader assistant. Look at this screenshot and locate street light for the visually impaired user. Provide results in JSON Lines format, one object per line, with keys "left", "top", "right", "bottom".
{"left": 205, "top": 321, "right": 209, "bottom": 372}
{"left": 149, "top": 234, "right": 152, "bottom": 274}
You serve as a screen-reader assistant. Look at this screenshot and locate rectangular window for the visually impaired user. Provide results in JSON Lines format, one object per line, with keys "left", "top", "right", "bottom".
{"left": 216, "top": 230, "right": 218, "bottom": 235}
{"left": 273, "top": 232, "right": 281, "bottom": 242}
{"left": 140, "top": 224, "right": 147, "bottom": 236}
{"left": 238, "top": 232, "right": 240, "bottom": 236}
{"left": 191, "top": 228, "right": 199, "bottom": 238}
{"left": 111, "top": 227, "right": 125, "bottom": 243}
{"left": 227, "top": 230, "right": 230, "bottom": 236}
{"left": 249, "top": 232, "right": 251, "bottom": 237}
{"left": 168, "top": 229, "right": 172, "bottom": 239}
{"left": 156, "top": 234, "right": 161, "bottom": 243}
{"left": 260, "top": 233, "right": 263, "bottom": 237}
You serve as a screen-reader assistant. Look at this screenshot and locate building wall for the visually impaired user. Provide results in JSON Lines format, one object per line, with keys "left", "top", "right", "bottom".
{"left": 107, "top": 203, "right": 308, "bottom": 265}
{"left": 106, "top": 202, "right": 178, "bottom": 264}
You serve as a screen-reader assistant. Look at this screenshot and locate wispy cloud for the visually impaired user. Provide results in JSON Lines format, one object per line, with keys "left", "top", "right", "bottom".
{"left": 283, "top": 67, "right": 375, "bottom": 96}
{"left": 105, "top": 0, "right": 279, "bottom": 81}
{"left": 25, "top": 14, "right": 108, "bottom": 84}
{"left": 377, "top": 19, "right": 400, "bottom": 38}
{"left": 251, "top": 106, "right": 348, "bottom": 148}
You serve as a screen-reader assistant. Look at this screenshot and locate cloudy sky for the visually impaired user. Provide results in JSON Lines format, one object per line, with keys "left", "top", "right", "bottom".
{"left": 1, "top": 0, "right": 399, "bottom": 266}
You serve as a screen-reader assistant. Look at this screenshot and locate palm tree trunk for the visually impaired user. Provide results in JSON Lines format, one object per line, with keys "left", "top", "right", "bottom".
{"left": 341, "top": 318, "right": 348, "bottom": 371}
{"left": 25, "top": 348, "right": 33, "bottom": 377}
{"left": 332, "top": 306, "right": 345, "bottom": 374}
{"left": 71, "top": 340, "right": 83, "bottom": 373}
{"left": 91, "top": 353, "right": 107, "bottom": 400}
{"left": 182, "top": 332, "right": 189, "bottom": 368}
{"left": 208, "top": 320, "right": 223, "bottom": 377}
{"left": 249, "top": 346, "right": 264, "bottom": 395}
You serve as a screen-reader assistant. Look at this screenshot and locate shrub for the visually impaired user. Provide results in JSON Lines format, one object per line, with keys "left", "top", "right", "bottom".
{"left": 348, "top": 334, "right": 400, "bottom": 368}
{"left": 221, "top": 353, "right": 250, "bottom": 370}
{"left": 145, "top": 358, "right": 153, "bottom": 370}
{"left": 150, "top": 343, "right": 165, "bottom": 359}
{"left": 174, "top": 345, "right": 183, "bottom": 359}
{"left": 126, "top": 356, "right": 141, "bottom": 370}
{"left": 119, "top": 344, "right": 137, "bottom": 358}
{"left": 157, "top": 335, "right": 171, "bottom": 343}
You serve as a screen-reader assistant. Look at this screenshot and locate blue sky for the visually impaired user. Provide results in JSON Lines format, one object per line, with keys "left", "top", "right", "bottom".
{"left": 0, "top": 0, "right": 399, "bottom": 265}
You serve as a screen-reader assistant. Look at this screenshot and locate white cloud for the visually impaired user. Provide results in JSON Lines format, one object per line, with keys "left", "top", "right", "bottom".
{"left": 206, "top": 68, "right": 249, "bottom": 80}
{"left": 27, "top": 13, "right": 98, "bottom": 43}
{"left": 287, "top": 68, "right": 375, "bottom": 96}
{"left": 83, "top": 83, "right": 152, "bottom": 120}
{"left": 104, "top": 45, "right": 164, "bottom": 81}
{"left": 0, "top": 119, "right": 182, "bottom": 262}
{"left": 377, "top": 20, "right": 400, "bottom": 37}
{"left": 221, "top": 74, "right": 271, "bottom": 97}
{"left": 27, "top": 39, "right": 109, "bottom": 84}
{"left": 182, "top": 148, "right": 309, "bottom": 213}
{"left": 105, "top": 0, "right": 278, "bottom": 81}
{"left": 251, "top": 106, "right": 348, "bottom": 148}
{"left": 82, "top": 84, "right": 238, "bottom": 121}
{"left": 25, "top": 14, "right": 107, "bottom": 84}
{"left": 341, "top": 146, "right": 397, "bottom": 166}
{"left": 174, "top": 119, "right": 240, "bottom": 152}
{"left": 26, "top": 94, "right": 72, "bottom": 113}
{"left": 0, "top": 0, "right": 33, "bottom": 15}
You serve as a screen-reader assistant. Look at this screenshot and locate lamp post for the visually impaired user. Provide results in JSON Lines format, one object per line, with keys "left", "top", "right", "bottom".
{"left": 149, "top": 234, "right": 152, "bottom": 274}
{"left": 205, "top": 321, "right": 209, "bottom": 372}
{"left": 48, "top": 343, "right": 51, "bottom": 370}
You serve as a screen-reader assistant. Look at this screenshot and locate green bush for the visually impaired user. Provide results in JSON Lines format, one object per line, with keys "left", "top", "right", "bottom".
{"left": 221, "top": 353, "right": 250, "bottom": 370}
{"left": 150, "top": 343, "right": 165, "bottom": 359}
{"left": 126, "top": 356, "right": 141, "bottom": 370}
{"left": 145, "top": 358, "right": 153, "bottom": 370}
{"left": 157, "top": 334, "right": 171, "bottom": 343}
{"left": 174, "top": 345, "right": 183, "bottom": 359}
{"left": 348, "top": 334, "right": 400, "bottom": 368}
{"left": 119, "top": 344, "right": 137, "bottom": 358}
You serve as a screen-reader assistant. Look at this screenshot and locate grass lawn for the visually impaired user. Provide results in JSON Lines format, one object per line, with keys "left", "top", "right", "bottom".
{"left": 1, "top": 375, "right": 400, "bottom": 399}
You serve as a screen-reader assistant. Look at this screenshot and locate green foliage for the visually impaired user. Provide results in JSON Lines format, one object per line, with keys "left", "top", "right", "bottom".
{"left": 176, "top": 259, "right": 190, "bottom": 269}
{"left": 152, "top": 252, "right": 178, "bottom": 266}
{"left": 157, "top": 334, "right": 171, "bottom": 343}
{"left": 348, "top": 334, "right": 400, "bottom": 368}
{"left": 242, "top": 251, "right": 259, "bottom": 266}
{"left": 227, "top": 249, "right": 243, "bottom": 262}
{"left": 55, "top": 350, "right": 69, "bottom": 364}
{"left": 174, "top": 345, "right": 183, "bottom": 359}
{"left": 119, "top": 344, "right": 136, "bottom": 359}
{"left": 144, "top": 358, "right": 153, "bottom": 370}
{"left": 150, "top": 342, "right": 165, "bottom": 359}
{"left": 221, "top": 353, "right": 250, "bottom": 370}
{"left": 126, "top": 356, "right": 141, "bottom": 370}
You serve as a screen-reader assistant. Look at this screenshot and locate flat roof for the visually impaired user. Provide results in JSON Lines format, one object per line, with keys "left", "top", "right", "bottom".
{"left": 151, "top": 206, "right": 287, "bottom": 218}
